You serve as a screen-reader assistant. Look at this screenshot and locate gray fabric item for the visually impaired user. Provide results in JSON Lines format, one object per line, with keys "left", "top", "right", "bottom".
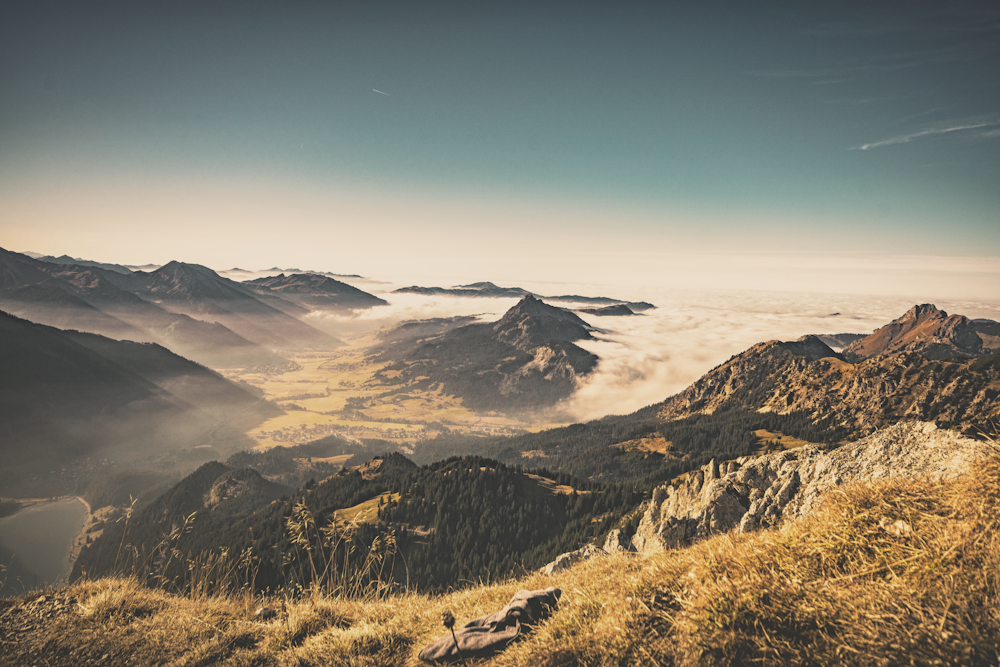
{"left": 418, "top": 587, "right": 561, "bottom": 663}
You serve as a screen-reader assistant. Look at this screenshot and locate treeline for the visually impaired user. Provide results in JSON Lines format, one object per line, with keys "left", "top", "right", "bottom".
{"left": 72, "top": 453, "right": 639, "bottom": 595}
{"left": 346, "top": 407, "right": 849, "bottom": 489}
{"left": 379, "top": 457, "right": 641, "bottom": 590}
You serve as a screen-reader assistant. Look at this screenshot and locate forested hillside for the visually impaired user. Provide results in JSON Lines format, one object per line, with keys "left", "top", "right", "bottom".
{"left": 73, "top": 454, "right": 640, "bottom": 594}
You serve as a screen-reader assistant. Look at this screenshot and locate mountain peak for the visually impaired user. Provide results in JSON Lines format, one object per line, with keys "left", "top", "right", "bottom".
{"left": 492, "top": 296, "right": 594, "bottom": 349}
{"left": 902, "top": 303, "right": 946, "bottom": 322}
{"left": 504, "top": 295, "right": 583, "bottom": 322}
{"left": 844, "top": 304, "right": 981, "bottom": 361}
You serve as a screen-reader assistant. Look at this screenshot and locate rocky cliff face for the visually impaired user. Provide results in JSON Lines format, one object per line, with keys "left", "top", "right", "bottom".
{"left": 844, "top": 304, "right": 985, "bottom": 361}
{"left": 630, "top": 421, "right": 987, "bottom": 554}
{"left": 657, "top": 336, "right": 999, "bottom": 436}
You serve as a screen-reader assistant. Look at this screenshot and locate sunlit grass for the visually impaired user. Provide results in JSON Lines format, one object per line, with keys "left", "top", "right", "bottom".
{"left": 334, "top": 493, "right": 400, "bottom": 525}
{"left": 14, "top": 450, "right": 998, "bottom": 665}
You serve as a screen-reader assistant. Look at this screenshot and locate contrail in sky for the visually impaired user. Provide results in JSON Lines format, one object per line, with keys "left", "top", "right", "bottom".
{"left": 857, "top": 120, "right": 997, "bottom": 150}
{"left": 372, "top": 89, "right": 393, "bottom": 96}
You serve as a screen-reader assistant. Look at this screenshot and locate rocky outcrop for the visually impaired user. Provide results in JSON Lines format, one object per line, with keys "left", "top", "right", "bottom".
{"left": 656, "top": 325, "right": 1000, "bottom": 437}
{"left": 844, "top": 304, "right": 984, "bottom": 361}
{"left": 539, "top": 544, "right": 607, "bottom": 575}
{"left": 630, "top": 421, "right": 987, "bottom": 554}
{"left": 602, "top": 528, "right": 636, "bottom": 554}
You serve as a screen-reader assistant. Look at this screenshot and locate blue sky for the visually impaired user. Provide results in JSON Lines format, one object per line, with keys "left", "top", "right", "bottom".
{"left": 1, "top": 2, "right": 998, "bottom": 296}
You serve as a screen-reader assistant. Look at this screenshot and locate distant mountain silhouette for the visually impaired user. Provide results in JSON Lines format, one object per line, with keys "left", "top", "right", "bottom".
{"left": 371, "top": 296, "right": 598, "bottom": 413}
{"left": 392, "top": 281, "right": 654, "bottom": 311}
{"left": 0, "top": 311, "right": 276, "bottom": 492}
{"left": 579, "top": 304, "right": 636, "bottom": 316}
{"left": 110, "top": 261, "right": 337, "bottom": 349}
{"left": 36, "top": 254, "right": 132, "bottom": 275}
{"left": 0, "top": 249, "right": 287, "bottom": 368}
{"left": 394, "top": 282, "right": 533, "bottom": 298}
{"left": 245, "top": 273, "right": 388, "bottom": 310}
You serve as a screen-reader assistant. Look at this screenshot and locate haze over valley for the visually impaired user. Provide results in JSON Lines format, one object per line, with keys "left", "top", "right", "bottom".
{"left": 1, "top": 3, "right": 999, "bottom": 664}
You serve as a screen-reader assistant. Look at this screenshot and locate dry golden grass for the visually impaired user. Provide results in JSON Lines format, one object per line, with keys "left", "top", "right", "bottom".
{"left": 6, "top": 447, "right": 999, "bottom": 666}
{"left": 335, "top": 493, "right": 400, "bottom": 525}
{"left": 751, "top": 429, "right": 825, "bottom": 454}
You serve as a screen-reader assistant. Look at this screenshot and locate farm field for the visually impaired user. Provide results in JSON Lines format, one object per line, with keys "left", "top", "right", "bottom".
{"left": 223, "top": 335, "right": 566, "bottom": 450}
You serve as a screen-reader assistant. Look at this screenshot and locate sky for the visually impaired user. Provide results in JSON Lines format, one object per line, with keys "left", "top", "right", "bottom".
{"left": 1, "top": 1, "right": 998, "bottom": 299}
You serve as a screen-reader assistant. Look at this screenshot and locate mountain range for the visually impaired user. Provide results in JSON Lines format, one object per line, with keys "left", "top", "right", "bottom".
{"left": 658, "top": 305, "right": 999, "bottom": 432}
{"left": 52, "top": 299, "right": 1000, "bottom": 601}
{"left": 0, "top": 310, "right": 279, "bottom": 495}
{"left": 393, "top": 281, "right": 655, "bottom": 312}
{"left": 353, "top": 303, "right": 1000, "bottom": 485}
{"left": 0, "top": 248, "right": 387, "bottom": 369}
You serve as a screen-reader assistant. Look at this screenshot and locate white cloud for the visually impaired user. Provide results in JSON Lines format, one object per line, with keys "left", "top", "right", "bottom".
{"left": 556, "top": 289, "right": 1000, "bottom": 421}
{"left": 305, "top": 292, "right": 523, "bottom": 337}
{"left": 308, "top": 285, "right": 1000, "bottom": 423}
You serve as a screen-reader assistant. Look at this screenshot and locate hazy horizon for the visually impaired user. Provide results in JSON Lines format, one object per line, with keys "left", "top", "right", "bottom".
{"left": 2, "top": 2, "right": 998, "bottom": 302}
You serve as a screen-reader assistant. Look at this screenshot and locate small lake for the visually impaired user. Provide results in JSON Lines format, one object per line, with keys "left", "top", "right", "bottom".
{"left": 0, "top": 498, "right": 87, "bottom": 594}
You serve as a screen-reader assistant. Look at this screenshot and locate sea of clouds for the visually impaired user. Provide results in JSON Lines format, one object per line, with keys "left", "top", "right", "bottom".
{"left": 303, "top": 278, "right": 1000, "bottom": 424}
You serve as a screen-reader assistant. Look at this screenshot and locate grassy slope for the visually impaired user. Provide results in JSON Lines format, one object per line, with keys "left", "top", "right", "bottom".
{"left": 4, "top": 451, "right": 999, "bottom": 666}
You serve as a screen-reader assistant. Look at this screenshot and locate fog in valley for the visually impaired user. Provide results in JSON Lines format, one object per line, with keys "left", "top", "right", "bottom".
{"left": 304, "top": 279, "right": 1000, "bottom": 422}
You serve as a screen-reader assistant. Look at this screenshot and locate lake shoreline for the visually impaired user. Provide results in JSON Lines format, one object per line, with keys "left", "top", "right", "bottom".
{"left": 0, "top": 496, "right": 89, "bottom": 593}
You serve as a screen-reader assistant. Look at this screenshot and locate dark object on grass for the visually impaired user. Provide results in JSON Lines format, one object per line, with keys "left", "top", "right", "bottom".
{"left": 418, "top": 587, "right": 561, "bottom": 663}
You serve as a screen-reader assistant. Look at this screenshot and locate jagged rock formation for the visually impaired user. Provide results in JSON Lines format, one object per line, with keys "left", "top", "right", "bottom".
{"left": 602, "top": 528, "right": 636, "bottom": 553}
{"left": 844, "top": 304, "right": 990, "bottom": 361}
{"left": 630, "top": 421, "right": 987, "bottom": 554}
{"left": 657, "top": 325, "right": 1000, "bottom": 436}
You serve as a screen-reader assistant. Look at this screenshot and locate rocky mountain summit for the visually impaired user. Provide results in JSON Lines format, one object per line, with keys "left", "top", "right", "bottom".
{"left": 629, "top": 421, "right": 986, "bottom": 553}
{"left": 657, "top": 306, "right": 1000, "bottom": 437}
{"left": 844, "top": 303, "right": 993, "bottom": 361}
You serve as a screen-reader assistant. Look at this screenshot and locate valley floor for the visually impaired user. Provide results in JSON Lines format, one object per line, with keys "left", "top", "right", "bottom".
{"left": 3, "top": 455, "right": 998, "bottom": 667}
{"left": 224, "top": 337, "right": 567, "bottom": 451}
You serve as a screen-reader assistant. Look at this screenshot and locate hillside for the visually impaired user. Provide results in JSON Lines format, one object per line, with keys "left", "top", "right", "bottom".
{"left": 6, "top": 438, "right": 998, "bottom": 666}
{"left": 656, "top": 335, "right": 999, "bottom": 436}
{"left": 0, "top": 311, "right": 276, "bottom": 495}
{"left": 0, "top": 249, "right": 290, "bottom": 369}
{"left": 370, "top": 296, "right": 599, "bottom": 413}
{"left": 72, "top": 453, "right": 638, "bottom": 593}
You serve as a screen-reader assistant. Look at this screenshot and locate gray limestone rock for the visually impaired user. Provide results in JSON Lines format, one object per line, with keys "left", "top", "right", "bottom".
{"left": 539, "top": 543, "right": 607, "bottom": 575}
{"left": 602, "top": 528, "right": 636, "bottom": 554}
{"left": 632, "top": 421, "right": 986, "bottom": 554}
